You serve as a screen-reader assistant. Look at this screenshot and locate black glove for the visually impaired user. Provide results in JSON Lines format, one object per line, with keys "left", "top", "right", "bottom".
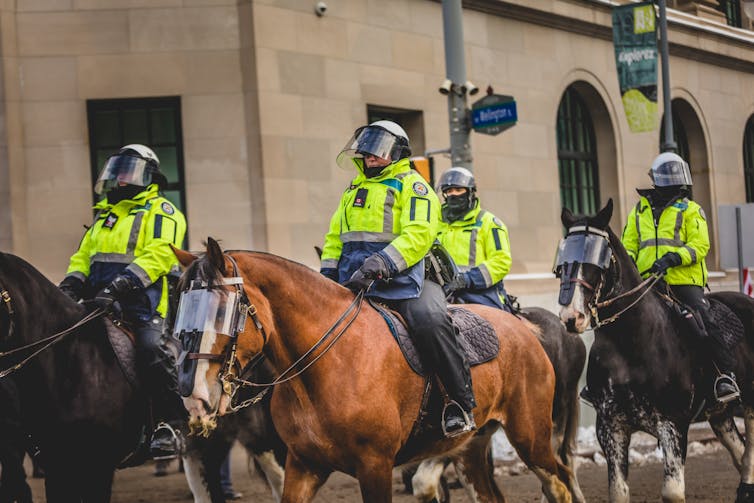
{"left": 93, "top": 275, "right": 136, "bottom": 313}
{"left": 58, "top": 276, "right": 84, "bottom": 302}
{"left": 344, "top": 254, "right": 390, "bottom": 292}
{"left": 445, "top": 272, "right": 471, "bottom": 293}
{"left": 649, "top": 252, "right": 682, "bottom": 276}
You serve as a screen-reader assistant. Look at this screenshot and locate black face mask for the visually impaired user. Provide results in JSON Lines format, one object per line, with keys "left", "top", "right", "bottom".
{"left": 443, "top": 194, "right": 471, "bottom": 222}
{"left": 107, "top": 184, "right": 143, "bottom": 204}
{"left": 651, "top": 185, "right": 683, "bottom": 207}
{"left": 364, "top": 166, "right": 386, "bottom": 178}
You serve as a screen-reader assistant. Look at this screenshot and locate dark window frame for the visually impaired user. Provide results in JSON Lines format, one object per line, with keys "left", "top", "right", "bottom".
{"left": 557, "top": 87, "right": 601, "bottom": 216}
{"left": 86, "top": 97, "right": 187, "bottom": 214}
{"left": 744, "top": 116, "right": 754, "bottom": 203}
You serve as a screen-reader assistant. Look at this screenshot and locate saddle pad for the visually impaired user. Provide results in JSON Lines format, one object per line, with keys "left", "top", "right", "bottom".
{"left": 105, "top": 318, "right": 139, "bottom": 388}
{"left": 709, "top": 298, "right": 744, "bottom": 350}
{"left": 369, "top": 301, "right": 499, "bottom": 376}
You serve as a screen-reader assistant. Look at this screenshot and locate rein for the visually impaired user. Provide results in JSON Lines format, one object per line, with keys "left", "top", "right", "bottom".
{"left": 589, "top": 261, "right": 663, "bottom": 328}
{"left": 0, "top": 285, "right": 106, "bottom": 378}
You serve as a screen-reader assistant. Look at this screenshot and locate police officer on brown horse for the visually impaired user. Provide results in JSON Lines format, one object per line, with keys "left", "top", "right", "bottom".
{"left": 320, "top": 121, "right": 476, "bottom": 435}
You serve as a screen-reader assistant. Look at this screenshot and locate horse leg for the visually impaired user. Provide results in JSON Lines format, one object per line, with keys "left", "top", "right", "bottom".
{"left": 79, "top": 463, "right": 115, "bottom": 503}
{"left": 451, "top": 425, "right": 504, "bottom": 502}
{"left": 504, "top": 410, "right": 572, "bottom": 503}
{"left": 710, "top": 413, "right": 745, "bottom": 472}
{"left": 251, "top": 450, "right": 286, "bottom": 503}
{"left": 281, "top": 452, "right": 331, "bottom": 503}
{"left": 656, "top": 421, "right": 687, "bottom": 503}
{"left": 551, "top": 388, "right": 585, "bottom": 503}
{"left": 355, "top": 454, "right": 395, "bottom": 503}
{"left": 596, "top": 416, "right": 630, "bottom": 503}
{"left": 183, "top": 450, "right": 213, "bottom": 503}
{"left": 735, "top": 405, "right": 754, "bottom": 502}
{"left": 410, "top": 457, "right": 452, "bottom": 502}
{"left": 44, "top": 462, "right": 81, "bottom": 503}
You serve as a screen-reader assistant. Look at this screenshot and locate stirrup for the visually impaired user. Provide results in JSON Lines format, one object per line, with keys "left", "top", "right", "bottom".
{"left": 714, "top": 375, "right": 741, "bottom": 403}
{"left": 150, "top": 422, "right": 183, "bottom": 461}
{"left": 441, "top": 401, "right": 476, "bottom": 438}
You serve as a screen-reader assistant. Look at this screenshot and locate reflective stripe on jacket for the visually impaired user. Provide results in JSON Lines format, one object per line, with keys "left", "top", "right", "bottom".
{"left": 320, "top": 157, "right": 439, "bottom": 300}
{"left": 438, "top": 201, "right": 512, "bottom": 309}
{"left": 621, "top": 195, "right": 708, "bottom": 286}
{"left": 65, "top": 184, "right": 187, "bottom": 319}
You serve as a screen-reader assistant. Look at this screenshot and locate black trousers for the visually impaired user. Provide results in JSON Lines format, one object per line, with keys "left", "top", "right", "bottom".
{"left": 134, "top": 316, "right": 186, "bottom": 423}
{"left": 386, "top": 281, "right": 476, "bottom": 411}
{"left": 670, "top": 284, "right": 736, "bottom": 371}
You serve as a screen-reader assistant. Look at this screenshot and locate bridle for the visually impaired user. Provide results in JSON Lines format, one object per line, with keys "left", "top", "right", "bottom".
{"left": 0, "top": 280, "right": 106, "bottom": 378}
{"left": 182, "top": 253, "right": 367, "bottom": 412}
{"left": 560, "top": 226, "right": 661, "bottom": 328}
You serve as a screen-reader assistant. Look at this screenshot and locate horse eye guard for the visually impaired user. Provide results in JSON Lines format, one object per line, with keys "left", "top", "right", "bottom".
{"left": 173, "top": 278, "right": 247, "bottom": 339}
{"left": 553, "top": 227, "right": 612, "bottom": 273}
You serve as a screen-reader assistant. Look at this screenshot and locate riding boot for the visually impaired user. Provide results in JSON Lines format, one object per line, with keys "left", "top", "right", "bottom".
{"left": 441, "top": 348, "right": 477, "bottom": 437}
{"left": 706, "top": 325, "right": 740, "bottom": 403}
{"left": 134, "top": 316, "right": 187, "bottom": 460}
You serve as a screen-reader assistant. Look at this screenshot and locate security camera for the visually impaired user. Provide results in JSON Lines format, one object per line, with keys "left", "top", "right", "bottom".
{"left": 438, "top": 79, "right": 453, "bottom": 95}
{"left": 315, "top": 1, "right": 327, "bottom": 16}
{"left": 462, "top": 81, "right": 479, "bottom": 96}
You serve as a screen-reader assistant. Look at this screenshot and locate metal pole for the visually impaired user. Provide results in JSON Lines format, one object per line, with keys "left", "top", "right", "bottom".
{"left": 657, "top": 0, "right": 677, "bottom": 153}
{"left": 737, "top": 206, "right": 745, "bottom": 293}
{"left": 441, "top": 0, "right": 473, "bottom": 170}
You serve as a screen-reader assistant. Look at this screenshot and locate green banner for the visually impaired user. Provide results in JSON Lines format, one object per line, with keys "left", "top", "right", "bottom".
{"left": 612, "top": 2, "right": 658, "bottom": 133}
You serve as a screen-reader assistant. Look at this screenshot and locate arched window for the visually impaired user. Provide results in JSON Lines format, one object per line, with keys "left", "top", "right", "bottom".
{"left": 557, "top": 87, "right": 600, "bottom": 215}
{"left": 659, "top": 108, "right": 690, "bottom": 162}
{"left": 745, "top": 116, "right": 754, "bottom": 202}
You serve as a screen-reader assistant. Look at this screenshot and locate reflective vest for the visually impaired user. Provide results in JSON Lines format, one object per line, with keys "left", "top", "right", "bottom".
{"left": 321, "top": 157, "right": 439, "bottom": 300}
{"left": 621, "top": 195, "right": 709, "bottom": 286}
{"left": 438, "top": 202, "right": 512, "bottom": 309}
{"left": 65, "top": 184, "right": 187, "bottom": 319}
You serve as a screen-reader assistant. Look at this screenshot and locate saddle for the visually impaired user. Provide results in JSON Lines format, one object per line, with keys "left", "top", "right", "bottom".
{"left": 104, "top": 317, "right": 139, "bottom": 388}
{"left": 661, "top": 294, "right": 745, "bottom": 351}
{"left": 369, "top": 301, "right": 499, "bottom": 376}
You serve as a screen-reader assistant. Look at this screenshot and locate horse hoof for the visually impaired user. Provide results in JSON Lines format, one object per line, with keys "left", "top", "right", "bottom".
{"left": 736, "top": 482, "right": 754, "bottom": 503}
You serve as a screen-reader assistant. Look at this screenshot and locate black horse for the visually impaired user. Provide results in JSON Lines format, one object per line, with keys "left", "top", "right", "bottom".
{"left": 557, "top": 199, "right": 754, "bottom": 503}
{"left": 0, "top": 251, "right": 147, "bottom": 502}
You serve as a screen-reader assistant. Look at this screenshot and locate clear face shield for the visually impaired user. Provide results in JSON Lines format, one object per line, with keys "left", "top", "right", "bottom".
{"left": 553, "top": 228, "right": 613, "bottom": 275}
{"left": 172, "top": 278, "right": 248, "bottom": 339}
{"left": 336, "top": 126, "right": 400, "bottom": 170}
{"left": 94, "top": 154, "right": 154, "bottom": 195}
{"left": 649, "top": 160, "right": 693, "bottom": 187}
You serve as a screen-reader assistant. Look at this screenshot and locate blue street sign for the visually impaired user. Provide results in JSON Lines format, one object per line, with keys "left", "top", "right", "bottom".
{"left": 471, "top": 94, "right": 517, "bottom": 136}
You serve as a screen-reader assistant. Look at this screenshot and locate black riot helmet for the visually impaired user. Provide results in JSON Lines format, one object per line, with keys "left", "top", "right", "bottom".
{"left": 438, "top": 167, "right": 477, "bottom": 221}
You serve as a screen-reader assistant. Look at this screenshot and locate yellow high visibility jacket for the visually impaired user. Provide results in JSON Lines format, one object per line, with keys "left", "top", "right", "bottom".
{"left": 320, "top": 157, "right": 439, "bottom": 300}
{"left": 65, "top": 184, "right": 187, "bottom": 319}
{"left": 438, "top": 201, "right": 511, "bottom": 308}
{"left": 621, "top": 194, "right": 709, "bottom": 286}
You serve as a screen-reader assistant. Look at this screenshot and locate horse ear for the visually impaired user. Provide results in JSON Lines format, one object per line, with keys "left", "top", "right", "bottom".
{"left": 561, "top": 206, "right": 575, "bottom": 228}
{"left": 172, "top": 245, "right": 198, "bottom": 268}
{"left": 593, "top": 198, "right": 614, "bottom": 229}
{"left": 206, "top": 237, "right": 225, "bottom": 272}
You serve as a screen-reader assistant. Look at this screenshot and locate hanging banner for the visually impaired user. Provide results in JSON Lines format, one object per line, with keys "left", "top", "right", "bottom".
{"left": 612, "top": 2, "right": 658, "bottom": 133}
{"left": 745, "top": 268, "right": 754, "bottom": 298}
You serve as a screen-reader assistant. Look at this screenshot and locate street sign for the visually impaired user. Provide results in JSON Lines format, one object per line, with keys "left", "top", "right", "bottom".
{"left": 471, "top": 94, "right": 517, "bottom": 136}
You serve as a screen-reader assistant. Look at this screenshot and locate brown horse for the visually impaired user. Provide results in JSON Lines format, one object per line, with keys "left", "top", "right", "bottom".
{"left": 173, "top": 238, "right": 573, "bottom": 502}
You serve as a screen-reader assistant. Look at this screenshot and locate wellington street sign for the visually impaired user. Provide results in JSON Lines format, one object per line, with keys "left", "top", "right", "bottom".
{"left": 471, "top": 94, "right": 517, "bottom": 136}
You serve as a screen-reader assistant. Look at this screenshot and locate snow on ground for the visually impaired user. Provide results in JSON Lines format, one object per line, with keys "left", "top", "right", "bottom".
{"left": 491, "top": 421, "right": 731, "bottom": 468}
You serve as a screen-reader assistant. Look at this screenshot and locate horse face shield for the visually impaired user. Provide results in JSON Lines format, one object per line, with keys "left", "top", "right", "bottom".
{"left": 173, "top": 278, "right": 248, "bottom": 397}
{"left": 553, "top": 228, "right": 612, "bottom": 307}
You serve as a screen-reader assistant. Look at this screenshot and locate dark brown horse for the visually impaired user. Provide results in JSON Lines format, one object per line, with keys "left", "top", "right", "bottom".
{"left": 173, "top": 238, "right": 574, "bottom": 502}
{"left": 557, "top": 199, "right": 754, "bottom": 503}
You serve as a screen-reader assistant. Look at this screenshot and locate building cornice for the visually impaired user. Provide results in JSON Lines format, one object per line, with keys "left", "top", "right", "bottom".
{"left": 462, "top": 0, "right": 754, "bottom": 72}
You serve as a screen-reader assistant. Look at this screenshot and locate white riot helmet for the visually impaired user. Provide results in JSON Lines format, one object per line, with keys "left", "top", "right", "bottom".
{"left": 336, "top": 120, "right": 411, "bottom": 169}
{"left": 648, "top": 152, "right": 693, "bottom": 187}
{"left": 94, "top": 144, "right": 166, "bottom": 195}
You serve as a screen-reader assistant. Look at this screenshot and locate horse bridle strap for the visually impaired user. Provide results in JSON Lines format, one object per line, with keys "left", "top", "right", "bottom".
{"left": 590, "top": 269, "right": 663, "bottom": 328}
{"left": 0, "top": 286, "right": 106, "bottom": 378}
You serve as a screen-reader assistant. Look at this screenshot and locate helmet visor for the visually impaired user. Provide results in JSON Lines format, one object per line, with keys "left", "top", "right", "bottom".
{"left": 336, "top": 126, "right": 399, "bottom": 169}
{"left": 651, "top": 160, "right": 693, "bottom": 187}
{"left": 94, "top": 155, "right": 153, "bottom": 195}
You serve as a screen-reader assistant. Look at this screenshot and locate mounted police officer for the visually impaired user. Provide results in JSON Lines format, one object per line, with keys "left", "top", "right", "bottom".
{"left": 58, "top": 144, "right": 189, "bottom": 458}
{"left": 621, "top": 152, "right": 739, "bottom": 403}
{"left": 437, "top": 167, "right": 513, "bottom": 311}
{"left": 320, "top": 120, "right": 476, "bottom": 436}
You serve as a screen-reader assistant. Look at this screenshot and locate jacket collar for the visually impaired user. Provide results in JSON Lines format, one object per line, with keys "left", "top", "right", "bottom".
{"left": 351, "top": 157, "right": 411, "bottom": 182}
{"left": 94, "top": 184, "right": 160, "bottom": 210}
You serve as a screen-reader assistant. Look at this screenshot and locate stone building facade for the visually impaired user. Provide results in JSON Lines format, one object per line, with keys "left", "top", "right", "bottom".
{"left": 0, "top": 0, "right": 752, "bottom": 305}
